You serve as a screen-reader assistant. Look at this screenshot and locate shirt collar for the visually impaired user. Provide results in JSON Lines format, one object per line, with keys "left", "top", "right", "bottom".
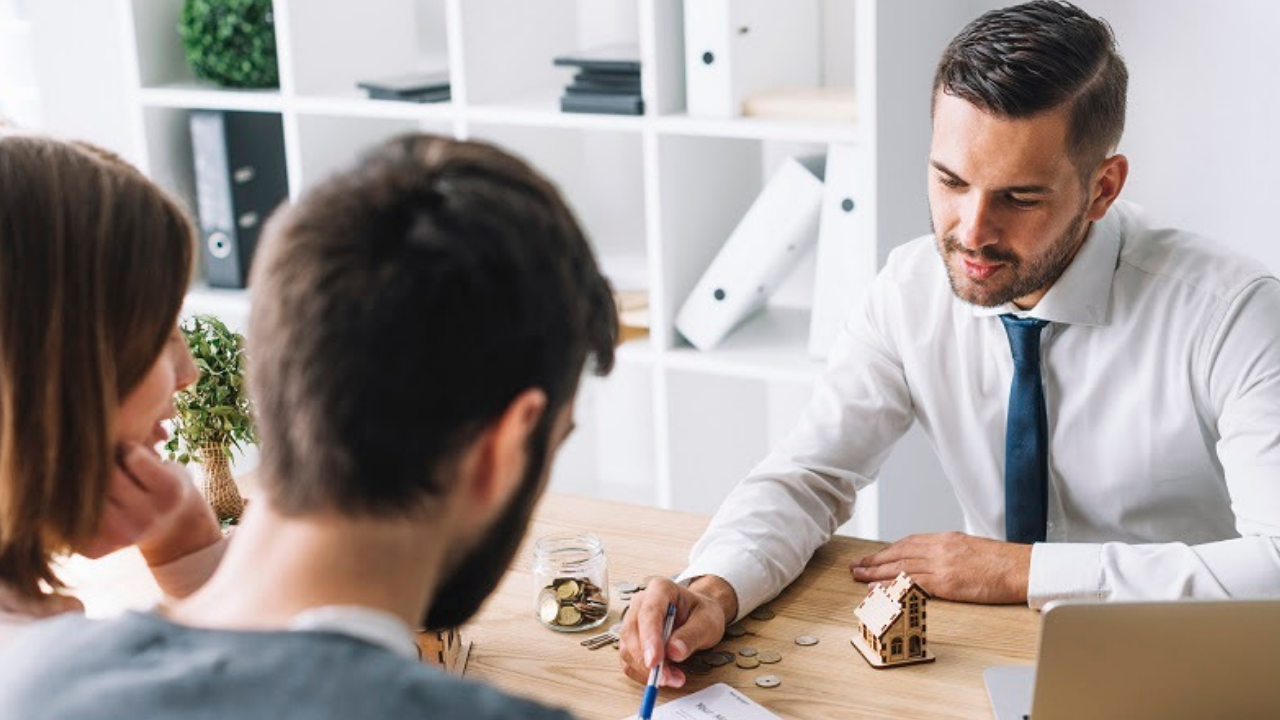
{"left": 969, "top": 204, "right": 1123, "bottom": 326}
{"left": 289, "top": 604, "right": 419, "bottom": 659}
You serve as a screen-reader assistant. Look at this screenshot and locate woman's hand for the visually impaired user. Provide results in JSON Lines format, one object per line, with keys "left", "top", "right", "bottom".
{"left": 75, "top": 443, "right": 221, "bottom": 567}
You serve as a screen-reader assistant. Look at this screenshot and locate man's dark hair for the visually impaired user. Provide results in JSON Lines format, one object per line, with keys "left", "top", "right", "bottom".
{"left": 248, "top": 133, "right": 617, "bottom": 515}
{"left": 932, "top": 0, "right": 1128, "bottom": 176}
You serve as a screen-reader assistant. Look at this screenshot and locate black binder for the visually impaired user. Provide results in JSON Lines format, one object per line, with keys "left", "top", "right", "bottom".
{"left": 189, "top": 110, "right": 289, "bottom": 289}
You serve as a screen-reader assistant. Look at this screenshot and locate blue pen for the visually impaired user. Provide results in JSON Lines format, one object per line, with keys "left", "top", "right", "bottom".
{"left": 639, "top": 603, "right": 678, "bottom": 720}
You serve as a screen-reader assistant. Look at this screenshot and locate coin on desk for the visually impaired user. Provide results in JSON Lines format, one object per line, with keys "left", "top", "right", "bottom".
{"left": 684, "top": 657, "right": 713, "bottom": 675}
{"left": 717, "top": 650, "right": 735, "bottom": 664}
{"left": 702, "top": 652, "right": 731, "bottom": 668}
{"left": 794, "top": 635, "right": 819, "bottom": 646}
{"left": 736, "top": 656, "right": 760, "bottom": 669}
{"left": 738, "top": 647, "right": 758, "bottom": 658}
{"left": 748, "top": 607, "right": 775, "bottom": 621}
{"left": 724, "top": 623, "right": 748, "bottom": 639}
{"left": 755, "top": 675, "right": 781, "bottom": 689}
{"left": 757, "top": 650, "right": 782, "bottom": 664}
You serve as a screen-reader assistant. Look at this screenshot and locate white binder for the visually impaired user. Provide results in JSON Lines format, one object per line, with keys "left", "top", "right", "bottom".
{"left": 676, "top": 155, "right": 825, "bottom": 351}
{"left": 683, "top": 0, "right": 820, "bottom": 118}
{"left": 808, "top": 143, "right": 876, "bottom": 359}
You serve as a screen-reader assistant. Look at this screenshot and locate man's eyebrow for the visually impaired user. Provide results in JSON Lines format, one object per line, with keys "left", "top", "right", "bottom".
{"left": 931, "top": 160, "right": 964, "bottom": 182}
{"left": 930, "top": 160, "right": 1055, "bottom": 195}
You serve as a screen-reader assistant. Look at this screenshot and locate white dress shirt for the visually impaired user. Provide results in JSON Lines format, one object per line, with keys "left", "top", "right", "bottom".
{"left": 682, "top": 201, "right": 1280, "bottom": 614}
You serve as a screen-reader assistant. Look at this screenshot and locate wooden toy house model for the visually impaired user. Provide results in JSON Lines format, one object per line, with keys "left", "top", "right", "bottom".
{"left": 416, "top": 627, "right": 471, "bottom": 676}
{"left": 850, "top": 572, "right": 936, "bottom": 668}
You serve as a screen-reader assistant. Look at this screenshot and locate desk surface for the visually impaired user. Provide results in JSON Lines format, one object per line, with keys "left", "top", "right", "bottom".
{"left": 66, "top": 493, "right": 1040, "bottom": 720}
{"left": 467, "top": 494, "right": 1040, "bottom": 720}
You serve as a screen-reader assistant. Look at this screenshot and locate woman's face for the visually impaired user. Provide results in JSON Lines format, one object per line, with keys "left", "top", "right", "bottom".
{"left": 116, "top": 326, "right": 199, "bottom": 447}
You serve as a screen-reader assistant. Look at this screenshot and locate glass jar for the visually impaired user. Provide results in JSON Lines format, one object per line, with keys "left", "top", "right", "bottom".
{"left": 532, "top": 532, "right": 609, "bottom": 632}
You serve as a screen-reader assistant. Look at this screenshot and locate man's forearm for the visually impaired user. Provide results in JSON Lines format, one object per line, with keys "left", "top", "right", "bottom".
{"left": 1028, "top": 537, "right": 1280, "bottom": 608}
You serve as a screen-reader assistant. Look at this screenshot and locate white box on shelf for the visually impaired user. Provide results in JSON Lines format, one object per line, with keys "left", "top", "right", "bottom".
{"left": 683, "top": 0, "right": 820, "bottom": 119}
{"left": 675, "top": 155, "right": 824, "bottom": 351}
{"left": 809, "top": 142, "right": 876, "bottom": 359}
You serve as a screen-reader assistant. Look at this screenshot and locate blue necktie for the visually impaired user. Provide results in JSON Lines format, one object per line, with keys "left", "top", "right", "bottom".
{"left": 1000, "top": 314, "right": 1050, "bottom": 544}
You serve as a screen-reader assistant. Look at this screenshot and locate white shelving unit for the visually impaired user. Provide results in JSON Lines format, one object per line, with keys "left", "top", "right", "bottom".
{"left": 116, "top": 0, "right": 984, "bottom": 540}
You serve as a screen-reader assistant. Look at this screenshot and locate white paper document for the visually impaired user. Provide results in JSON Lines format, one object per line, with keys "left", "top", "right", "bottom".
{"left": 617, "top": 682, "right": 784, "bottom": 720}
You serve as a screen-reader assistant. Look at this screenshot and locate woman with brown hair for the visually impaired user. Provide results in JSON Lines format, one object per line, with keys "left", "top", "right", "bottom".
{"left": 0, "top": 132, "right": 225, "bottom": 643}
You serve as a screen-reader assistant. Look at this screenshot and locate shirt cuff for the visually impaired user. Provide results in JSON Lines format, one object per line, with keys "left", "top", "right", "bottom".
{"left": 1027, "top": 542, "right": 1106, "bottom": 609}
{"left": 148, "top": 533, "right": 230, "bottom": 599}
{"left": 676, "top": 545, "right": 775, "bottom": 624}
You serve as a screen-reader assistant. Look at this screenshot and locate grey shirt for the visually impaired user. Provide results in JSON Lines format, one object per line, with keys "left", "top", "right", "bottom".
{"left": 0, "top": 611, "right": 577, "bottom": 720}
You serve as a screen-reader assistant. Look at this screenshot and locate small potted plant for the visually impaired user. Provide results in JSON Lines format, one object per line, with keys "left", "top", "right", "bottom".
{"left": 166, "top": 315, "right": 256, "bottom": 523}
{"left": 178, "top": 0, "right": 279, "bottom": 89}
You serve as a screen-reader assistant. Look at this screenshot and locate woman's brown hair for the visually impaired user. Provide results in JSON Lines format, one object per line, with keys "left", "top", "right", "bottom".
{"left": 0, "top": 134, "right": 194, "bottom": 600}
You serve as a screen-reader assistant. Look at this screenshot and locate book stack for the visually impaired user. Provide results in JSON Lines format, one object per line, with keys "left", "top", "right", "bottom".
{"left": 356, "top": 71, "right": 451, "bottom": 103}
{"left": 553, "top": 45, "right": 643, "bottom": 116}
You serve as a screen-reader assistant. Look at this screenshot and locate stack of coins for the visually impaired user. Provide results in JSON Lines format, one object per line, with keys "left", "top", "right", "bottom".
{"left": 538, "top": 577, "right": 608, "bottom": 629}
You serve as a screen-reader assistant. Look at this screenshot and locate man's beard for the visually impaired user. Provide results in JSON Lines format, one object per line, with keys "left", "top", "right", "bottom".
{"left": 421, "top": 421, "right": 551, "bottom": 630}
{"left": 934, "top": 207, "right": 1089, "bottom": 308}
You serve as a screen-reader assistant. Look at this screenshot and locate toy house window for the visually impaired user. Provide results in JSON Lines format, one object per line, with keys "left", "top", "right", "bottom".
{"left": 891, "top": 637, "right": 903, "bottom": 655}
{"left": 909, "top": 635, "right": 921, "bottom": 657}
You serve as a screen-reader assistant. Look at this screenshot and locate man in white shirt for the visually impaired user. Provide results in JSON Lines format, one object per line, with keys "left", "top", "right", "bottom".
{"left": 620, "top": 0, "right": 1280, "bottom": 687}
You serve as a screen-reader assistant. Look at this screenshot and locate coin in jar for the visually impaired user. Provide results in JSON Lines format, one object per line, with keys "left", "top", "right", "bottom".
{"left": 556, "top": 605, "right": 582, "bottom": 626}
{"left": 538, "top": 593, "right": 560, "bottom": 625}
{"left": 755, "top": 675, "right": 781, "bottom": 689}
{"left": 554, "top": 579, "right": 581, "bottom": 601}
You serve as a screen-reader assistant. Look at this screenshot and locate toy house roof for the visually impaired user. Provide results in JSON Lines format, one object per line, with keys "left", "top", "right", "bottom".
{"left": 854, "top": 572, "right": 930, "bottom": 638}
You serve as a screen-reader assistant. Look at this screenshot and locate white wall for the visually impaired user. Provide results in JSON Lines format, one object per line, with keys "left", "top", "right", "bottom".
{"left": 1079, "top": 0, "right": 1280, "bottom": 271}
{"left": 28, "top": 0, "right": 140, "bottom": 164}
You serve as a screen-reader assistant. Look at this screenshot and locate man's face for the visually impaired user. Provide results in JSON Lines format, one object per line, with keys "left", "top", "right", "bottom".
{"left": 928, "top": 91, "right": 1094, "bottom": 309}
{"left": 422, "top": 399, "right": 576, "bottom": 630}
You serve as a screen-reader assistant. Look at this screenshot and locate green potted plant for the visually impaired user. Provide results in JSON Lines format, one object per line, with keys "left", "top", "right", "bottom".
{"left": 178, "top": 0, "right": 279, "bottom": 89}
{"left": 166, "top": 315, "right": 256, "bottom": 523}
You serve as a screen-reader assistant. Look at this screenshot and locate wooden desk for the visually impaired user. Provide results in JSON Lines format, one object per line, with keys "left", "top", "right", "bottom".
{"left": 65, "top": 493, "right": 1040, "bottom": 720}
{"left": 468, "top": 494, "right": 1040, "bottom": 720}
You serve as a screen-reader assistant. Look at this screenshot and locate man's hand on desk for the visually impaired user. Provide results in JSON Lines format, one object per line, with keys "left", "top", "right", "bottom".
{"left": 617, "top": 575, "right": 738, "bottom": 687}
{"left": 850, "top": 532, "right": 1032, "bottom": 604}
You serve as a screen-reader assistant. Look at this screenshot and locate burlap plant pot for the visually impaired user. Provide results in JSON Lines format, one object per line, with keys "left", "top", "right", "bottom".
{"left": 197, "top": 442, "right": 244, "bottom": 522}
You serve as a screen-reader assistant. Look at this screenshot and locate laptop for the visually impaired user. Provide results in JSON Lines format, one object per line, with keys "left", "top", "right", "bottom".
{"left": 985, "top": 599, "right": 1280, "bottom": 720}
